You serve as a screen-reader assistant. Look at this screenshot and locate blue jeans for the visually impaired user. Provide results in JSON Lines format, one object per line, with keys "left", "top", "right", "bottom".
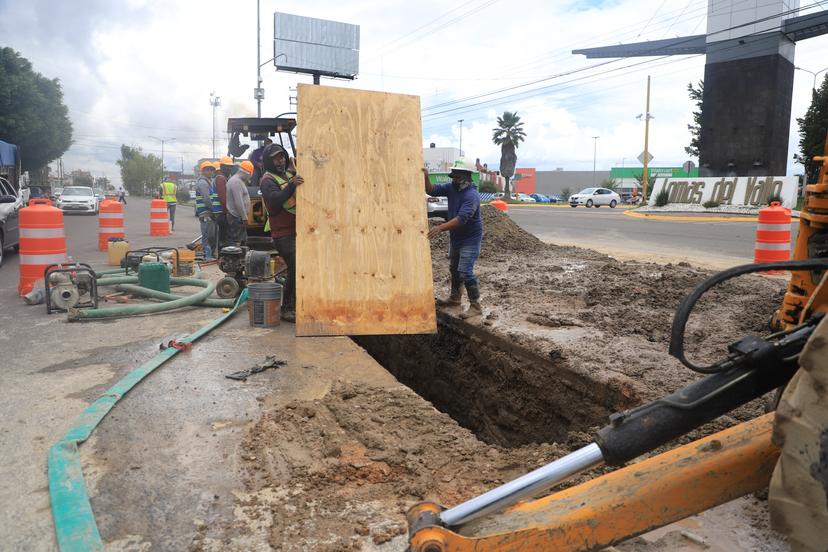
{"left": 167, "top": 203, "right": 176, "bottom": 229}
{"left": 199, "top": 216, "right": 216, "bottom": 259}
{"left": 449, "top": 241, "right": 480, "bottom": 289}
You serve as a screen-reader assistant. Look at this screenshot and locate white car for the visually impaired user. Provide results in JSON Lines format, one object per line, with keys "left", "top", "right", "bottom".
{"left": 426, "top": 194, "right": 449, "bottom": 218}
{"left": 57, "top": 186, "right": 98, "bottom": 214}
{"left": 569, "top": 187, "right": 621, "bottom": 208}
{"left": 514, "top": 193, "right": 536, "bottom": 203}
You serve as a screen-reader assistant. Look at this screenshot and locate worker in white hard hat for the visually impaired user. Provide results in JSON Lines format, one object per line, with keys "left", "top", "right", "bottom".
{"left": 424, "top": 158, "right": 484, "bottom": 319}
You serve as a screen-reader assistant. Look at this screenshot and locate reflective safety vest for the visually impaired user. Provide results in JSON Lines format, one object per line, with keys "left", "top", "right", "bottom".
{"left": 263, "top": 170, "right": 296, "bottom": 233}
{"left": 195, "top": 179, "right": 222, "bottom": 216}
{"left": 161, "top": 181, "right": 177, "bottom": 204}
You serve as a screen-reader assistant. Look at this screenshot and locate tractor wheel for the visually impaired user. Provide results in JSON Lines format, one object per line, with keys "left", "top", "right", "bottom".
{"left": 216, "top": 276, "right": 241, "bottom": 299}
{"left": 769, "top": 316, "right": 828, "bottom": 551}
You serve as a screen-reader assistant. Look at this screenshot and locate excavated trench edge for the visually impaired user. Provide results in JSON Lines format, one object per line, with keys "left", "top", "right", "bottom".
{"left": 354, "top": 313, "right": 640, "bottom": 448}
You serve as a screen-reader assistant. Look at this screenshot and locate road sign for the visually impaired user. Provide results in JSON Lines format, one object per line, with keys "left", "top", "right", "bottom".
{"left": 682, "top": 160, "right": 696, "bottom": 174}
{"left": 638, "top": 151, "right": 654, "bottom": 165}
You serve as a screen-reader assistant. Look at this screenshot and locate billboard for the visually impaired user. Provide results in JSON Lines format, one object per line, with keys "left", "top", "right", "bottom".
{"left": 274, "top": 13, "right": 359, "bottom": 80}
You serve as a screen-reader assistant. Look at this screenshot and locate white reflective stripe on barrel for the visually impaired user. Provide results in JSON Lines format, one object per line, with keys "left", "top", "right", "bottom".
{"left": 150, "top": 208, "right": 168, "bottom": 213}
{"left": 19, "top": 227, "right": 65, "bottom": 238}
{"left": 98, "top": 212, "right": 124, "bottom": 219}
{"left": 756, "top": 223, "right": 791, "bottom": 232}
{"left": 20, "top": 253, "right": 68, "bottom": 265}
{"left": 99, "top": 228, "right": 125, "bottom": 234}
{"left": 755, "top": 242, "right": 791, "bottom": 250}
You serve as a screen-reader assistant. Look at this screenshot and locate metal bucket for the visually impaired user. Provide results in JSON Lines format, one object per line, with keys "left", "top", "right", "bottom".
{"left": 247, "top": 282, "right": 283, "bottom": 327}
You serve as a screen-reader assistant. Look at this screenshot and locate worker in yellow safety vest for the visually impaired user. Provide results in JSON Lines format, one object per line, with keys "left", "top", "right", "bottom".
{"left": 160, "top": 177, "right": 178, "bottom": 231}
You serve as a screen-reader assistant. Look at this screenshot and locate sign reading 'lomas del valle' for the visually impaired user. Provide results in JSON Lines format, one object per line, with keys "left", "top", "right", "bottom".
{"left": 647, "top": 176, "right": 798, "bottom": 209}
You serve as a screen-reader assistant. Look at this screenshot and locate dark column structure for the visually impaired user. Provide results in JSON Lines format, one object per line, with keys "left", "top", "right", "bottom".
{"left": 573, "top": 7, "right": 828, "bottom": 177}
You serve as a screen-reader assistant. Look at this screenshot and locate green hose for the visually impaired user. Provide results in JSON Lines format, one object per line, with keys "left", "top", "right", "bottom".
{"left": 69, "top": 278, "right": 217, "bottom": 321}
{"left": 114, "top": 283, "right": 236, "bottom": 308}
{"left": 49, "top": 290, "right": 248, "bottom": 551}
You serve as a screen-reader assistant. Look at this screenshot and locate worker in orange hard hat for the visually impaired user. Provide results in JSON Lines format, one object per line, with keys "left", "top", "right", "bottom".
{"left": 224, "top": 160, "right": 253, "bottom": 246}
{"left": 214, "top": 155, "right": 234, "bottom": 248}
{"left": 195, "top": 161, "right": 221, "bottom": 259}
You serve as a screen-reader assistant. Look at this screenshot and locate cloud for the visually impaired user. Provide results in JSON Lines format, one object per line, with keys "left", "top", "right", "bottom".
{"left": 1, "top": 0, "right": 826, "bottom": 184}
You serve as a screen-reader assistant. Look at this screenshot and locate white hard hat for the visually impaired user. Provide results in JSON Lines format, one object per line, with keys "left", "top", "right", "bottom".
{"left": 449, "top": 158, "right": 478, "bottom": 174}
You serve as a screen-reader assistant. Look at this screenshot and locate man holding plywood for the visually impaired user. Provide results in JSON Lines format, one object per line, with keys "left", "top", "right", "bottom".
{"left": 424, "top": 159, "right": 484, "bottom": 319}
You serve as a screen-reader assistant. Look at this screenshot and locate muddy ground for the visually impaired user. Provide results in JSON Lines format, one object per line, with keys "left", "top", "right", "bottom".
{"left": 193, "top": 207, "right": 788, "bottom": 551}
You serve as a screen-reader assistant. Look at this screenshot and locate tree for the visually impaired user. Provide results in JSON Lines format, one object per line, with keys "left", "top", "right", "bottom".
{"left": 0, "top": 48, "right": 72, "bottom": 174}
{"left": 73, "top": 174, "right": 94, "bottom": 187}
{"left": 600, "top": 177, "right": 618, "bottom": 191}
{"left": 95, "top": 176, "right": 111, "bottom": 190}
{"left": 492, "top": 111, "right": 526, "bottom": 201}
{"left": 117, "top": 145, "right": 162, "bottom": 196}
{"left": 633, "top": 172, "right": 657, "bottom": 199}
{"left": 684, "top": 81, "right": 703, "bottom": 158}
{"left": 794, "top": 75, "right": 828, "bottom": 184}
{"left": 561, "top": 187, "right": 572, "bottom": 200}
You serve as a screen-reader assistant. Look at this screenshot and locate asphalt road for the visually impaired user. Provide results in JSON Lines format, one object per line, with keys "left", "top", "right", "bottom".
{"left": 0, "top": 197, "right": 201, "bottom": 290}
{"left": 507, "top": 206, "right": 799, "bottom": 268}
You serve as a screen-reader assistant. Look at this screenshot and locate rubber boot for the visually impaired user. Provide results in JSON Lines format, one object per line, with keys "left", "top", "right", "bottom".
{"left": 281, "top": 309, "right": 296, "bottom": 323}
{"left": 436, "top": 278, "right": 463, "bottom": 307}
{"left": 460, "top": 282, "right": 483, "bottom": 319}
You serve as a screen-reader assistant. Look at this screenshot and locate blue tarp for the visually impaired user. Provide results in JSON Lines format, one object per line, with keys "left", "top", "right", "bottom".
{"left": 0, "top": 140, "right": 19, "bottom": 167}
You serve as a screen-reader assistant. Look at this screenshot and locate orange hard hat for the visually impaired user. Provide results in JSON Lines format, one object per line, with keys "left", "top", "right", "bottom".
{"left": 239, "top": 160, "right": 254, "bottom": 174}
{"left": 219, "top": 156, "right": 233, "bottom": 166}
{"left": 199, "top": 160, "right": 215, "bottom": 171}
{"left": 211, "top": 162, "right": 221, "bottom": 170}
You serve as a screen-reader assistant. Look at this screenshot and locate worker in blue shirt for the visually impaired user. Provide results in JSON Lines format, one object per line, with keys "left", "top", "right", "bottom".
{"left": 424, "top": 158, "right": 484, "bottom": 319}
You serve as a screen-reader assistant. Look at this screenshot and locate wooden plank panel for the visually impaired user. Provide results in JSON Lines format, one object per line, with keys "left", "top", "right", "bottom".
{"left": 295, "top": 84, "right": 436, "bottom": 336}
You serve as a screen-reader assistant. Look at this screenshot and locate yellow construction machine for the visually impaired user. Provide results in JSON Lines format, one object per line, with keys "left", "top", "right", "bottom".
{"left": 407, "top": 146, "right": 828, "bottom": 551}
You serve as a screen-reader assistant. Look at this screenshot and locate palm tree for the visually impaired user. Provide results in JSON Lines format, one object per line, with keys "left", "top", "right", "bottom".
{"left": 492, "top": 111, "right": 527, "bottom": 200}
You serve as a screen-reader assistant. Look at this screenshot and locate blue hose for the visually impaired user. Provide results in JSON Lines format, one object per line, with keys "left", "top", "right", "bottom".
{"left": 48, "top": 289, "right": 249, "bottom": 551}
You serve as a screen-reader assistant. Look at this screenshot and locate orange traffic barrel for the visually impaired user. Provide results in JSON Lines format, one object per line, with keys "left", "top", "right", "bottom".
{"left": 150, "top": 198, "right": 170, "bottom": 236}
{"left": 18, "top": 198, "right": 68, "bottom": 296}
{"left": 491, "top": 199, "right": 509, "bottom": 212}
{"left": 97, "top": 199, "right": 125, "bottom": 251}
{"left": 754, "top": 201, "right": 791, "bottom": 274}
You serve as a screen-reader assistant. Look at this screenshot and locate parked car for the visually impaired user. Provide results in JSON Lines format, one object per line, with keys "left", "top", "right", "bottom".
{"left": 57, "top": 186, "right": 98, "bottom": 214}
{"left": 530, "top": 193, "right": 550, "bottom": 203}
{"left": 51, "top": 186, "right": 63, "bottom": 201}
{"left": 493, "top": 192, "right": 505, "bottom": 199}
{"left": 426, "top": 194, "right": 449, "bottom": 218}
{"left": 548, "top": 194, "right": 563, "bottom": 203}
{"left": 569, "top": 187, "right": 621, "bottom": 208}
{"left": 0, "top": 179, "right": 22, "bottom": 267}
{"left": 514, "top": 193, "right": 536, "bottom": 203}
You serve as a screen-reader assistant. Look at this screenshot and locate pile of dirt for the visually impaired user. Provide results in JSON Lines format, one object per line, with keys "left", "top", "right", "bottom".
{"left": 431, "top": 205, "right": 548, "bottom": 258}
{"left": 191, "top": 382, "right": 571, "bottom": 551}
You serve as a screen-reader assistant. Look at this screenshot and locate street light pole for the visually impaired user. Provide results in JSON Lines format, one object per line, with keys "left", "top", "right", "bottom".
{"left": 209, "top": 92, "right": 221, "bottom": 158}
{"left": 794, "top": 65, "right": 828, "bottom": 91}
{"left": 591, "top": 136, "right": 600, "bottom": 186}
{"left": 257, "top": 0, "right": 261, "bottom": 118}
{"left": 458, "top": 119, "right": 464, "bottom": 156}
{"left": 642, "top": 75, "right": 652, "bottom": 201}
{"left": 148, "top": 136, "right": 175, "bottom": 175}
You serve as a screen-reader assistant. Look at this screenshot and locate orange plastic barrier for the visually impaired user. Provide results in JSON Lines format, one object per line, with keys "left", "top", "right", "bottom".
{"left": 150, "top": 198, "right": 170, "bottom": 236}
{"left": 97, "top": 199, "right": 125, "bottom": 251}
{"left": 18, "top": 198, "right": 68, "bottom": 296}
{"left": 754, "top": 201, "right": 791, "bottom": 274}
{"left": 491, "top": 199, "right": 509, "bottom": 212}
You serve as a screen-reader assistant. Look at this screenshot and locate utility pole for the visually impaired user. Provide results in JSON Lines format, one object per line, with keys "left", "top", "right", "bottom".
{"left": 256, "top": 0, "right": 263, "bottom": 117}
{"left": 209, "top": 92, "right": 221, "bottom": 158}
{"left": 458, "top": 119, "right": 464, "bottom": 156}
{"left": 591, "top": 136, "right": 600, "bottom": 186}
{"left": 148, "top": 136, "right": 175, "bottom": 176}
{"left": 642, "top": 76, "right": 652, "bottom": 202}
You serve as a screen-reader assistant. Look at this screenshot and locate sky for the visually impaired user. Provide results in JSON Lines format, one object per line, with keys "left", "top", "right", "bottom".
{"left": 1, "top": 0, "right": 827, "bottom": 186}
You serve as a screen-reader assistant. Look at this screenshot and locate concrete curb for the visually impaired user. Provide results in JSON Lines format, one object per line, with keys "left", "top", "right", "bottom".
{"left": 623, "top": 210, "right": 760, "bottom": 222}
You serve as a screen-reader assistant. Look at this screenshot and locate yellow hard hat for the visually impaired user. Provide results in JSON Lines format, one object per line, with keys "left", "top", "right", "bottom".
{"left": 199, "top": 160, "right": 215, "bottom": 171}
{"left": 211, "top": 162, "right": 221, "bottom": 170}
{"left": 219, "top": 156, "right": 233, "bottom": 166}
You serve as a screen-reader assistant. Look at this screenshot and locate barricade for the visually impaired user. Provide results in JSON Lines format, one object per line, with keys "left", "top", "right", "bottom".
{"left": 98, "top": 199, "right": 125, "bottom": 251}
{"left": 18, "top": 199, "right": 68, "bottom": 296}
{"left": 754, "top": 201, "right": 791, "bottom": 274}
{"left": 150, "top": 198, "right": 170, "bottom": 236}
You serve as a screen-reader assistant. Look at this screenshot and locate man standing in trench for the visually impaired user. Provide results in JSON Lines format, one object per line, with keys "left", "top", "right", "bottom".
{"left": 424, "top": 158, "right": 484, "bottom": 319}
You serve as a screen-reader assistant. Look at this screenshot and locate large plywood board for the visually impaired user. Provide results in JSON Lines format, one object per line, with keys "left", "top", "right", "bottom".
{"left": 295, "top": 84, "right": 436, "bottom": 336}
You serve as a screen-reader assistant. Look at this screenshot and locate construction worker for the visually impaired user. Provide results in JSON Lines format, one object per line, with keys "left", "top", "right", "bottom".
{"left": 260, "top": 144, "right": 304, "bottom": 323}
{"left": 215, "top": 156, "right": 234, "bottom": 248}
{"left": 159, "top": 176, "right": 177, "bottom": 231}
{"left": 424, "top": 158, "right": 484, "bottom": 319}
{"left": 225, "top": 160, "right": 253, "bottom": 246}
{"left": 195, "top": 161, "right": 221, "bottom": 260}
